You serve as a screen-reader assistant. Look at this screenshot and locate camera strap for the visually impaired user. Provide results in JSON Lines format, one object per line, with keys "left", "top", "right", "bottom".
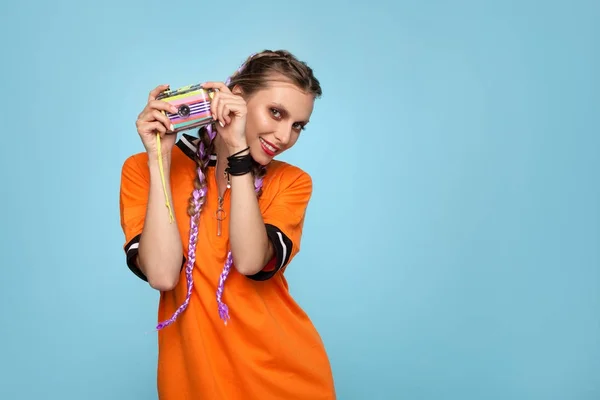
{"left": 156, "top": 133, "right": 175, "bottom": 224}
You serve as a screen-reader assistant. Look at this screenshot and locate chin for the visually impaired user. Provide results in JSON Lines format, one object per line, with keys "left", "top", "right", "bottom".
{"left": 250, "top": 148, "right": 272, "bottom": 166}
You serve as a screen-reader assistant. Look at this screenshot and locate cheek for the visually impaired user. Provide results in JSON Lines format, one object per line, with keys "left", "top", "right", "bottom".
{"left": 289, "top": 133, "right": 301, "bottom": 147}
{"left": 256, "top": 110, "right": 275, "bottom": 131}
{"left": 246, "top": 109, "right": 272, "bottom": 138}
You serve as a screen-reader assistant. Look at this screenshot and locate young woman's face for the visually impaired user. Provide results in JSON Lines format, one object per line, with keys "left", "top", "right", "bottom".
{"left": 237, "top": 79, "right": 315, "bottom": 165}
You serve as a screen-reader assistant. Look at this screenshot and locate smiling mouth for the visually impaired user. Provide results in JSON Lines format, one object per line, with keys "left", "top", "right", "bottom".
{"left": 259, "top": 138, "right": 279, "bottom": 155}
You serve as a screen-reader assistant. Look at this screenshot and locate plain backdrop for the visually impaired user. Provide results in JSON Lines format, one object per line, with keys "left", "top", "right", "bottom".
{"left": 0, "top": 0, "right": 598, "bottom": 399}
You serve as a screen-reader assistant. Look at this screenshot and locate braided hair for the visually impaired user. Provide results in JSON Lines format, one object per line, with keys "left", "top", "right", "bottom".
{"left": 156, "top": 50, "right": 322, "bottom": 329}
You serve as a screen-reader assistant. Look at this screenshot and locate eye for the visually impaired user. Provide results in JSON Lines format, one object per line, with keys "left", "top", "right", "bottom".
{"left": 270, "top": 108, "right": 281, "bottom": 118}
{"left": 293, "top": 122, "right": 306, "bottom": 131}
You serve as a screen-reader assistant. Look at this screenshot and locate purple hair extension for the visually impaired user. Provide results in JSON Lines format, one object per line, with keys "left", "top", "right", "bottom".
{"left": 215, "top": 181, "right": 263, "bottom": 325}
{"left": 155, "top": 153, "right": 208, "bottom": 330}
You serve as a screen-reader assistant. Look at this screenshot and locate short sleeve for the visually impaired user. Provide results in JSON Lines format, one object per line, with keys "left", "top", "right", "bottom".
{"left": 247, "top": 167, "right": 312, "bottom": 281}
{"left": 119, "top": 155, "right": 150, "bottom": 281}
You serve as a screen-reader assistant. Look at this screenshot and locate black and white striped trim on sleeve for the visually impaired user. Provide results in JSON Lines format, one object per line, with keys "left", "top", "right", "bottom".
{"left": 247, "top": 224, "right": 293, "bottom": 281}
{"left": 175, "top": 133, "right": 217, "bottom": 165}
{"left": 124, "top": 234, "right": 186, "bottom": 282}
{"left": 125, "top": 234, "right": 147, "bottom": 282}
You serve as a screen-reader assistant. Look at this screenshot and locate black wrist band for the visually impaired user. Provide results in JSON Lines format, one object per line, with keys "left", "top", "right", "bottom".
{"left": 226, "top": 150, "right": 253, "bottom": 176}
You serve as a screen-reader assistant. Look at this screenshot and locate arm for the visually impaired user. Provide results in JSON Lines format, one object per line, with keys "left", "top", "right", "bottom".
{"left": 120, "top": 154, "right": 183, "bottom": 291}
{"left": 137, "top": 155, "right": 184, "bottom": 290}
{"left": 229, "top": 159, "right": 313, "bottom": 279}
{"left": 228, "top": 150, "right": 274, "bottom": 276}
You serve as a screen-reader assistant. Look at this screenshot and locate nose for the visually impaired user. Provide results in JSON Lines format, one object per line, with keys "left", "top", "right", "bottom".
{"left": 273, "top": 126, "right": 292, "bottom": 147}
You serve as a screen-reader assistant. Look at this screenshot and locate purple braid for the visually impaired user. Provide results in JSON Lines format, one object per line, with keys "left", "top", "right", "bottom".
{"left": 155, "top": 128, "right": 214, "bottom": 330}
{"left": 215, "top": 163, "right": 264, "bottom": 325}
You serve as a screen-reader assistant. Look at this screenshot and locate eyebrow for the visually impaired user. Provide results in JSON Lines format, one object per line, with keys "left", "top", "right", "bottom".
{"left": 272, "top": 103, "right": 309, "bottom": 125}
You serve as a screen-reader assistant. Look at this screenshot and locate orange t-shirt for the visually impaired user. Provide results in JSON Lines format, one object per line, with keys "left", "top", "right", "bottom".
{"left": 119, "top": 134, "right": 336, "bottom": 400}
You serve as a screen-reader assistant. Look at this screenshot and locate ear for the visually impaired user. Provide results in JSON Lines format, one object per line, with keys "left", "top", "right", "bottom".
{"left": 231, "top": 85, "right": 244, "bottom": 96}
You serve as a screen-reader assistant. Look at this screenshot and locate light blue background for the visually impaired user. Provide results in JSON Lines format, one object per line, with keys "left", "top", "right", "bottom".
{"left": 1, "top": 0, "right": 598, "bottom": 399}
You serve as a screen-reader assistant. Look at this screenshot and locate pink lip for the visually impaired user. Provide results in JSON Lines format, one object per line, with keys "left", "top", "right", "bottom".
{"left": 260, "top": 141, "right": 275, "bottom": 157}
{"left": 260, "top": 138, "right": 279, "bottom": 157}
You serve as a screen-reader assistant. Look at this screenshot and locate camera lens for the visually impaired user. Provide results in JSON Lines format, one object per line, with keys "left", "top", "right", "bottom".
{"left": 178, "top": 104, "right": 191, "bottom": 117}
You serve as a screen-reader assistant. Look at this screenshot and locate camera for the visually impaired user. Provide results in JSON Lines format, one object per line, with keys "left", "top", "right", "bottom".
{"left": 156, "top": 84, "right": 215, "bottom": 134}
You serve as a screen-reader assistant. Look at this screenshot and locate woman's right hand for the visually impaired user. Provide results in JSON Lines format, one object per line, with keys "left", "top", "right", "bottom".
{"left": 135, "top": 84, "right": 180, "bottom": 160}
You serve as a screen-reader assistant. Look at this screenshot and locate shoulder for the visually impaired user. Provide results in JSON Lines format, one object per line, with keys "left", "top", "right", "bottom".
{"left": 266, "top": 160, "right": 312, "bottom": 187}
{"left": 121, "top": 143, "right": 195, "bottom": 185}
{"left": 121, "top": 152, "right": 149, "bottom": 184}
{"left": 262, "top": 160, "right": 313, "bottom": 200}
{"left": 122, "top": 151, "right": 148, "bottom": 170}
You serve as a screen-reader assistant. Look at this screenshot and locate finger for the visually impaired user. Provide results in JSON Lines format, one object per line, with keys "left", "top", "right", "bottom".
{"left": 151, "top": 109, "right": 174, "bottom": 132}
{"left": 202, "top": 81, "right": 231, "bottom": 93}
{"left": 218, "top": 101, "right": 230, "bottom": 126}
{"left": 138, "top": 103, "right": 171, "bottom": 124}
{"left": 138, "top": 106, "right": 161, "bottom": 123}
{"left": 148, "top": 99, "right": 178, "bottom": 114}
{"left": 148, "top": 84, "right": 170, "bottom": 102}
{"left": 223, "top": 96, "right": 246, "bottom": 121}
{"left": 139, "top": 121, "right": 167, "bottom": 136}
{"left": 210, "top": 92, "right": 220, "bottom": 123}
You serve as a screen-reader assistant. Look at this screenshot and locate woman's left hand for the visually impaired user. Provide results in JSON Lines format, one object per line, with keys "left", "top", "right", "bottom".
{"left": 201, "top": 81, "right": 248, "bottom": 153}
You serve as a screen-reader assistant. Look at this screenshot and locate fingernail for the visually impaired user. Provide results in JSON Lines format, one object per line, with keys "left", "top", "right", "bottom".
{"left": 219, "top": 121, "right": 224, "bottom": 128}
{"left": 170, "top": 124, "right": 174, "bottom": 131}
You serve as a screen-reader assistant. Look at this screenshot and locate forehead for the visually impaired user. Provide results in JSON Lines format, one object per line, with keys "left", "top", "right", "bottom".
{"left": 249, "top": 80, "right": 315, "bottom": 120}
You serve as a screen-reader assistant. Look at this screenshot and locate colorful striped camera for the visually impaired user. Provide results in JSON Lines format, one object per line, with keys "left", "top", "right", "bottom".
{"left": 157, "top": 84, "right": 215, "bottom": 134}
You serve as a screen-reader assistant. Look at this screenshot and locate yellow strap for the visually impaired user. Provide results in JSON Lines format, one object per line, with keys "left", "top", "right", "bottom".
{"left": 156, "top": 132, "right": 174, "bottom": 223}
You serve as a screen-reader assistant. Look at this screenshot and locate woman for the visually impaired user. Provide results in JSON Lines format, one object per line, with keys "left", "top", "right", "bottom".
{"left": 119, "top": 49, "right": 336, "bottom": 399}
